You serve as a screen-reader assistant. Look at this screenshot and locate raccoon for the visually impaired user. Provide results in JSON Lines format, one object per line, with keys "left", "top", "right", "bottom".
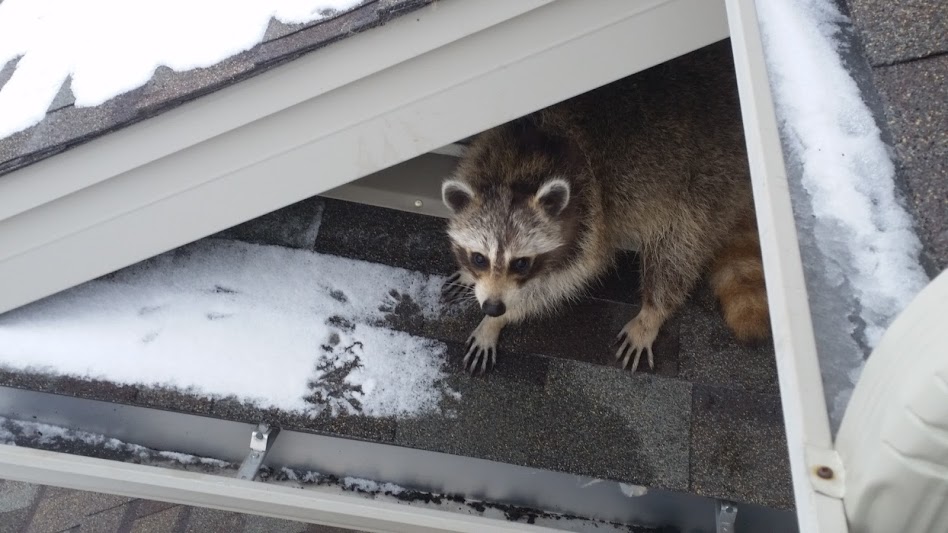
{"left": 441, "top": 42, "right": 770, "bottom": 374}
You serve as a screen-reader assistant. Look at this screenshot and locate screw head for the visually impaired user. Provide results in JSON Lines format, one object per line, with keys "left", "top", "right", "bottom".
{"left": 816, "top": 466, "right": 834, "bottom": 479}
{"left": 414, "top": 199, "right": 424, "bottom": 208}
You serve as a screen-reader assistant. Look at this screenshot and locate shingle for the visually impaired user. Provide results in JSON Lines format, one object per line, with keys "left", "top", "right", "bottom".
{"left": 314, "top": 199, "right": 455, "bottom": 274}
{"left": 125, "top": 499, "right": 178, "bottom": 521}
{"left": 48, "top": 77, "right": 75, "bottom": 113}
{"left": 26, "top": 488, "right": 130, "bottom": 533}
{"left": 871, "top": 55, "right": 948, "bottom": 271}
{"left": 536, "top": 360, "right": 692, "bottom": 490}
{"left": 678, "top": 283, "right": 778, "bottom": 394}
{"left": 251, "top": 5, "right": 383, "bottom": 68}
{"left": 183, "top": 506, "right": 245, "bottom": 533}
{"left": 3, "top": 85, "right": 147, "bottom": 173}
{"left": 264, "top": 19, "right": 309, "bottom": 42}
{"left": 396, "top": 346, "right": 692, "bottom": 489}
{"left": 242, "top": 513, "right": 310, "bottom": 533}
{"left": 136, "top": 387, "right": 215, "bottom": 416}
{"left": 0, "top": 480, "right": 40, "bottom": 514}
{"left": 208, "top": 396, "right": 399, "bottom": 443}
{"left": 213, "top": 197, "right": 325, "bottom": 250}
{"left": 137, "top": 58, "right": 256, "bottom": 113}
{"left": 74, "top": 504, "right": 128, "bottom": 532}
{"left": 0, "top": 490, "right": 39, "bottom": 533}
{"left": 394, "top": 341, "right": 550, "bottom": 466}
{"left": 689, "top": 386, "right": 793, "bottom": 509}
{"left": 0, "top": 370, "right": 140, "bottom": 404}
{"left": 844, "top": 0, "right": 948, "bottom": 66}
{"left": 128, "top": 505, "right": 186, "bottom": 533}
{"left": 0, "top": 57, "right": 18, "bottom": 93}
{"left": 500, "top": 298, "right": 680, "bottom": 377}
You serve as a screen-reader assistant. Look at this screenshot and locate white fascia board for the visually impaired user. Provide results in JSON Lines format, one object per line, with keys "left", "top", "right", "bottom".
{"left": 724, "top": 0, "right": 847, "bottom": 532}
{"left": 0, "top": 1, "right": 552, "bottom": 222}
{"left": 0, "top": 0, "right": 729, "bottom": 314}
{"left": 0, "top": 444, "right": 556, "bottom": 533}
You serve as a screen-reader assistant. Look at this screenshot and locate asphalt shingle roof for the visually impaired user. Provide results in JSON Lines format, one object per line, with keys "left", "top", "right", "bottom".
{"left": 0, "top": 0, "right": 434, "bottom": 178}
{"left": 842, "top": 0, "right": 948, "bottom": 273}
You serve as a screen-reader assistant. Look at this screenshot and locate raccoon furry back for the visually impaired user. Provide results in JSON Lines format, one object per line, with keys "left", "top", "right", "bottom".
{"left": 442, "top": 41, "right": 771, "bottom": 373}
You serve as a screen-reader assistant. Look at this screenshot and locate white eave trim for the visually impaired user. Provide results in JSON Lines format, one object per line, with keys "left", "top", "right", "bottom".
{"left": 0, "top": 0, "right": 729, "bottom": 315}
{"left": 0, "top": 444, "right": 558, "bottom": 533}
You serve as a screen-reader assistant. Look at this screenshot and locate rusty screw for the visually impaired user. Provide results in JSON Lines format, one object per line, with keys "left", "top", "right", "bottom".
{"left": 816, "top": 466, "right": 834, "bottom": 480}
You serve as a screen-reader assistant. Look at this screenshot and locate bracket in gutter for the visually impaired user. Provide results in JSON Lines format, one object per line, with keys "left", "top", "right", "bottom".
{"left": 716, "top": 500, "right": 737, "bottom": 533}
{"left": 236, "top": 423, "right": 281, "bottom": 481}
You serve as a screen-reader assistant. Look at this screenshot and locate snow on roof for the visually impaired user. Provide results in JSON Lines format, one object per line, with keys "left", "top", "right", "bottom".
{"left": 0, "top": 0, "right": 433, "bottom": 176}
{"left": 0, "top": 0, "right": 362, "bottom": 138}
{"left": 0, "top": 238, "right": 457, "bottom": 418}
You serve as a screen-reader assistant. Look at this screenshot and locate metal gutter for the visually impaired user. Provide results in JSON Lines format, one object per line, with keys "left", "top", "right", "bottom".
{"left": 0, "top": 387, "right": 797, "bottom": 532}
{"left": 0, "top": 0, "right": 729, "bottom": 315}
{"left": 723, "top": 0, "right": 847, "bottom": 531}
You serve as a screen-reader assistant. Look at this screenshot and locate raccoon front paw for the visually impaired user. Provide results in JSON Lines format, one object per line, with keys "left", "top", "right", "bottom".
{"left": 463, "top": 336, "right": 496, "bottom": 375}
{"left": 441, "top": 271, "right": 473, "bottom": 305}
{"left": 613, "top": 311, "right": 662, "bottom": 372}
{"left": 462, "top": 317, "right": 503, "bottom": 375}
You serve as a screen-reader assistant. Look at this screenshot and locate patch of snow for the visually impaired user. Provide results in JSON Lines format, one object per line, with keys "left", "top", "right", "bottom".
{"left": 0, "top": 0, "right": 362, "bottom": 138}
{"left": 756, "top": 0, "right": 929, "bottom": 428}
{"left": 342, "top": 476, "right": 406, "bottom": 495}
{"left": 0, "top": 239, "right": 455, "bottom": 417}
{"left": 280, "top": 467, "right": 300, "bottom": 481}
{"left": 157, "top": 450, "right": 230, "bottom": 467}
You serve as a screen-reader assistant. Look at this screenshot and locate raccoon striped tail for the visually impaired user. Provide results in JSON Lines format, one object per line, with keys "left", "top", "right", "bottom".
{"left": 709, "top": 215, "right": 771, "bottom": 343}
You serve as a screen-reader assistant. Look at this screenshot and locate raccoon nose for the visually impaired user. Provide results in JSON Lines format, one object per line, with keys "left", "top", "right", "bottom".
{"left": 482, "top": 300, "right": 506, "bottom": 317}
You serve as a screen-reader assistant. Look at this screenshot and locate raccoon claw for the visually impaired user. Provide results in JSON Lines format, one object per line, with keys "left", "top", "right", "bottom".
{"left": 463, "top": 336, "right": 496, "bottom": 375}
{"left": 440, "top": 272, "right": 473, "bottom": 304}
{"left": 614, "top": 331, "right": 655, "bottom": 373}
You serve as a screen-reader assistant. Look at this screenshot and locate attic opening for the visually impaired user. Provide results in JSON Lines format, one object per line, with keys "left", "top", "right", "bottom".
{"left": 0, "top": 33, "right": 797, "bottom": 530}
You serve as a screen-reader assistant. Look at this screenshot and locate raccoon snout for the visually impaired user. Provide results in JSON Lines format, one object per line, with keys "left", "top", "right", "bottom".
{"left": 482, "top": 299, "right": 506, "bottom": 317}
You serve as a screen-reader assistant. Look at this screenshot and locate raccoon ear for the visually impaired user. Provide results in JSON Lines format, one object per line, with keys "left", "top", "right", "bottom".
{"left": 536, "top": 177, "right": 570, "bottom": 218}
{"left": 442, "top": 179, "right": 475, "bottom": 214}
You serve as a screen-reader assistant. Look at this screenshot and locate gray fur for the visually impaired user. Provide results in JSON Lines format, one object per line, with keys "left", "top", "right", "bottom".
{"left": 443, "top": 42, "right": 765, "bottom": 373}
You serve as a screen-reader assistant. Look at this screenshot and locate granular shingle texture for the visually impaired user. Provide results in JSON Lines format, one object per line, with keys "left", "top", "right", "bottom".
{"left": 843, "top": 0, "right": 948, "bottom": 66}
{"left": 871, "top": 55, "right": 948, "bottom": 271}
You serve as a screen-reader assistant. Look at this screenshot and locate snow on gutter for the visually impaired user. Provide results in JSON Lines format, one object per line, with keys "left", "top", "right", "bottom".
{"left": 755, "top": 0, "right": 928, "bottom": 430}
{"left": 730, "top": 0, "right": 930, "bottom": 530}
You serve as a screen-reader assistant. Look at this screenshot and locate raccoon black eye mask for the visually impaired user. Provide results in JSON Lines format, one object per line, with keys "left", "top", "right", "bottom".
{"left": 440, "top": 47, "right": 770, "bottom": 375}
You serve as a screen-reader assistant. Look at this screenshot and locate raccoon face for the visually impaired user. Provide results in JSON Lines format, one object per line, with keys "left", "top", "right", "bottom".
{"left": 442, "top": 177, "right": 572, "bottom": 318}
